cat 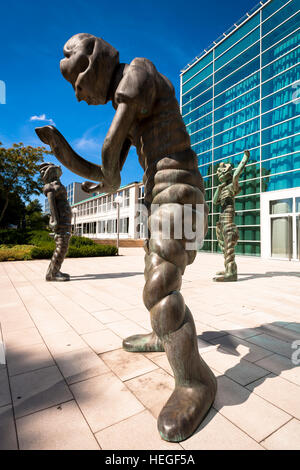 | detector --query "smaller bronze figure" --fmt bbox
[213,150,250,282]
[39,162,72,281]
